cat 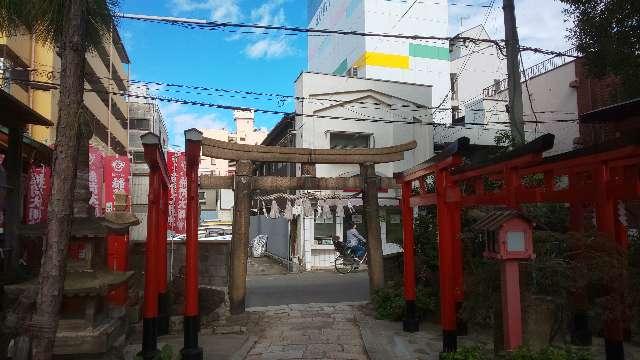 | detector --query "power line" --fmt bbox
[116,13,579,59]
[432,0,498,120]
[15,67,579,119]
[5,78,578,128]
